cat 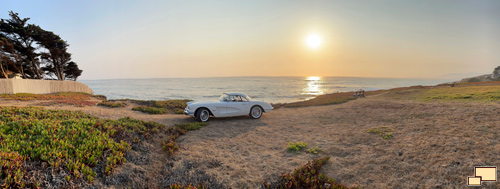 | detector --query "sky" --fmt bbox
[1,0,500,80]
